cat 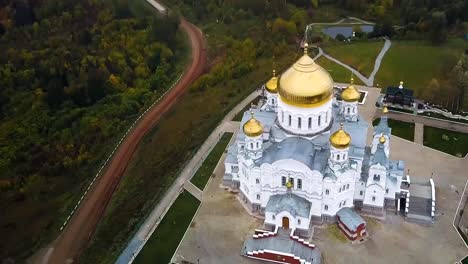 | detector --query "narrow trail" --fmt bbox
[37,17,206,264]
[315,38,392,86]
